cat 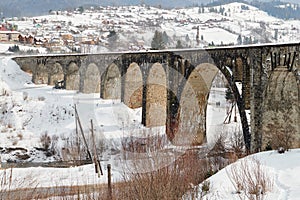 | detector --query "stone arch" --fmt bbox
[176,63,219,146]
[34,63,48,84]
[65,62,80,90]
[262,67,300,149]
[145,63,167,127]
[124,62,143,108]
[16,59,33,74]
[101,63,121,99]
[83,63,100,94]
[48,63,64,85]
